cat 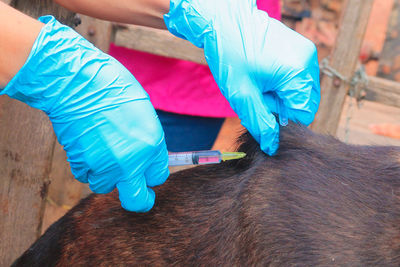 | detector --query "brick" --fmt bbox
[391,30,399,39]
[380,64,392,75]
[326,1,342,13]
[394,71,400,82]
[393,55,400,70]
